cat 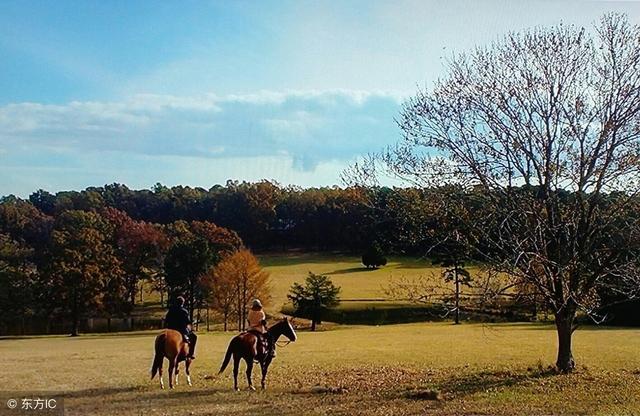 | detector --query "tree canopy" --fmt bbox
[347,13,640,372]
